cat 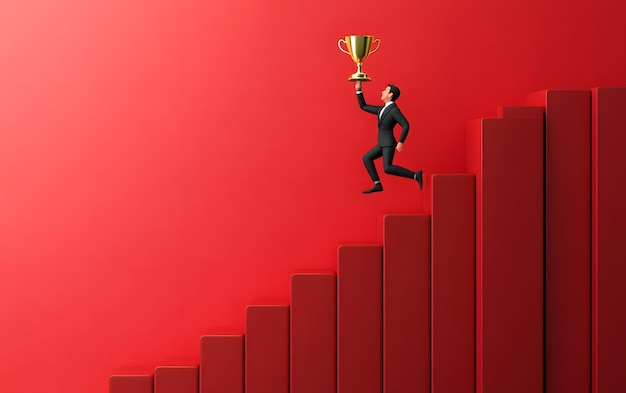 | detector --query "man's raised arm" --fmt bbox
[355,81,378,114]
